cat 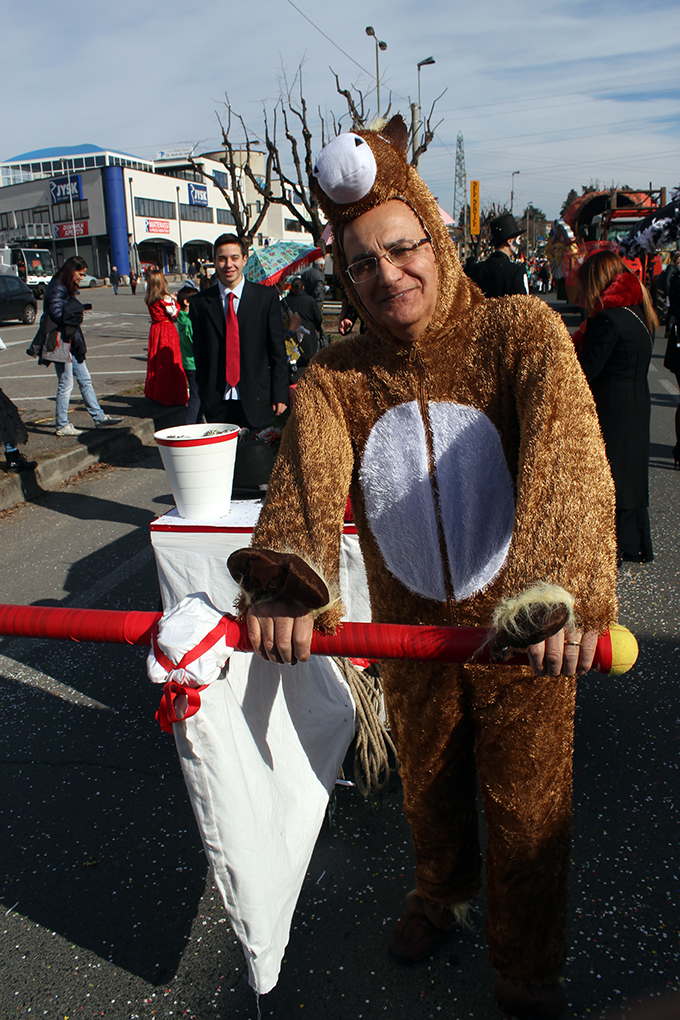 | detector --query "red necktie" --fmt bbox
[225,291,240,388]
